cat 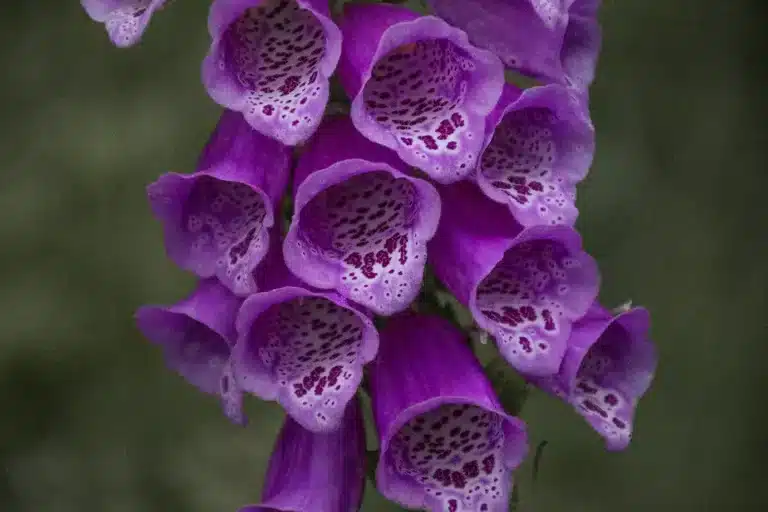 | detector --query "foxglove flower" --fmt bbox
[370,313,528,512]
[239,398,366,512]
[477,83,594,227]
[146,109,291,296]
[234,246,379,432]
[81,0,168,47]
[427,1,601,90]
[135,279,246,424]
[337,3,504,183]
[430,183,599,376]
[202,0,342,145]
[284,116,441,315]
[533,305,656,450]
